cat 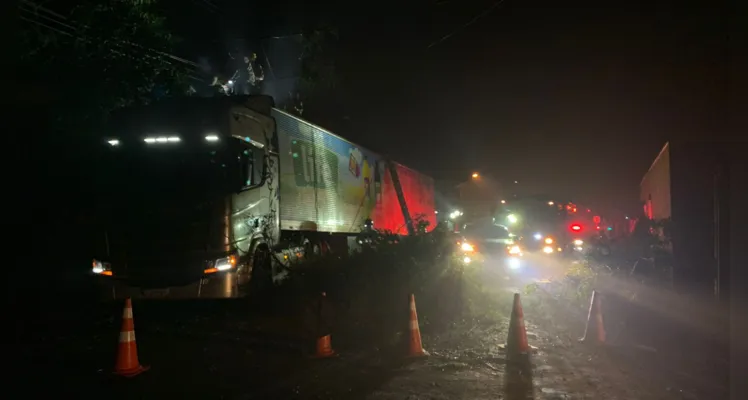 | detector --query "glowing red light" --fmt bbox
[570,224,582,232]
